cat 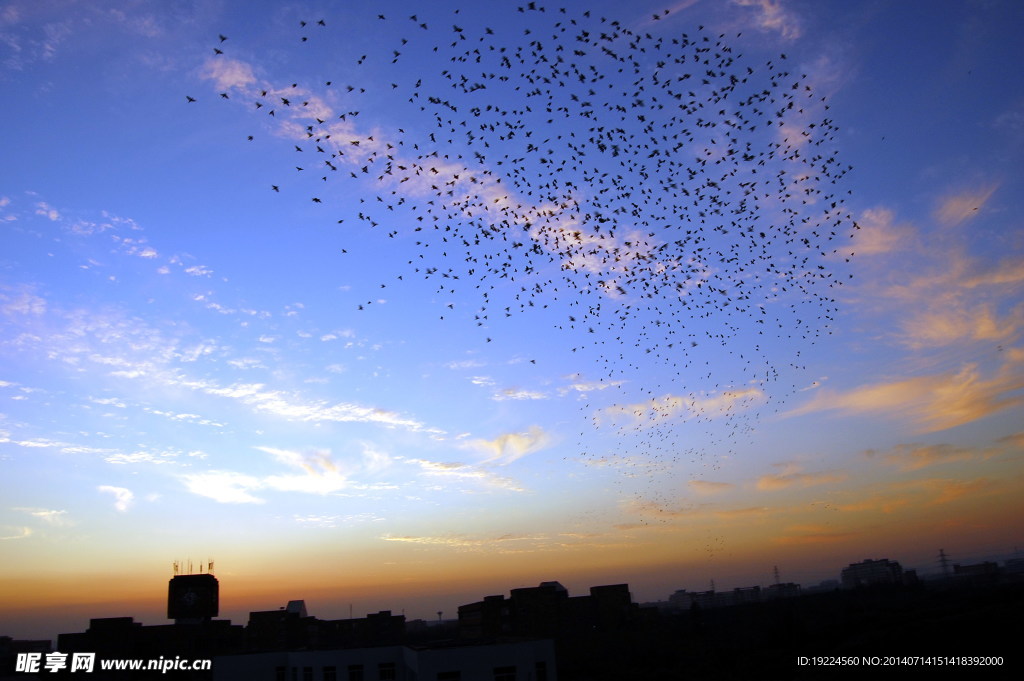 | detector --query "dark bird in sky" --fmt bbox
[205,2,857,476]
